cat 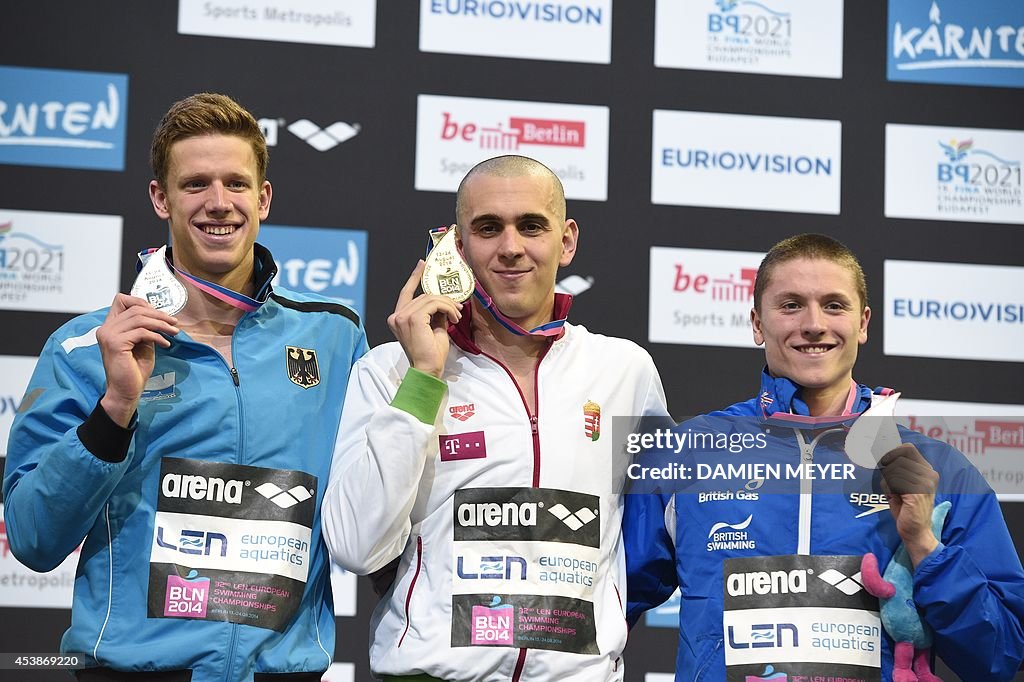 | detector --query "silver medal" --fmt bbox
[130,245,188,315]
